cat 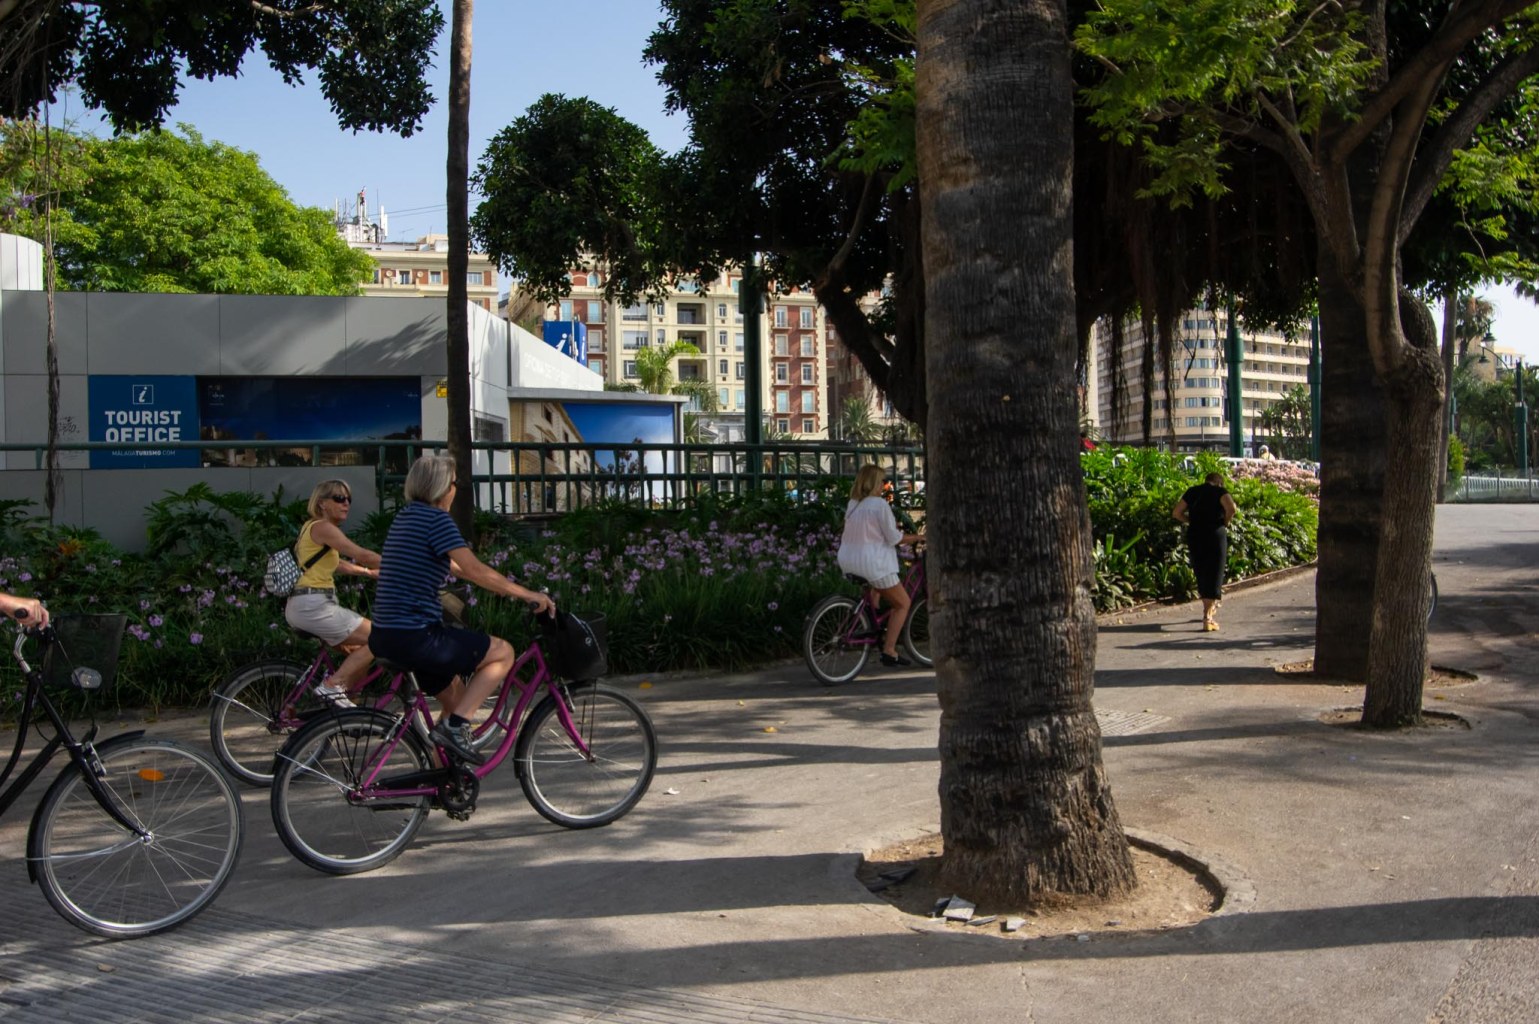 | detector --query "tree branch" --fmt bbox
[1333,0,1533,159]
[247,1,330,17]
[1399,43,1539,246]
